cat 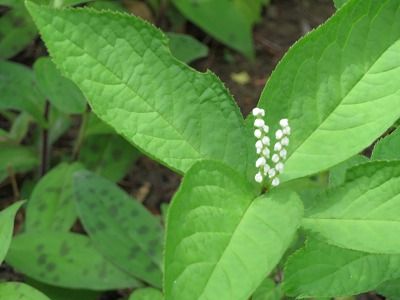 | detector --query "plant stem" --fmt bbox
[72,109,88,160]
[40,101,50,177]
[7,166,20,200]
